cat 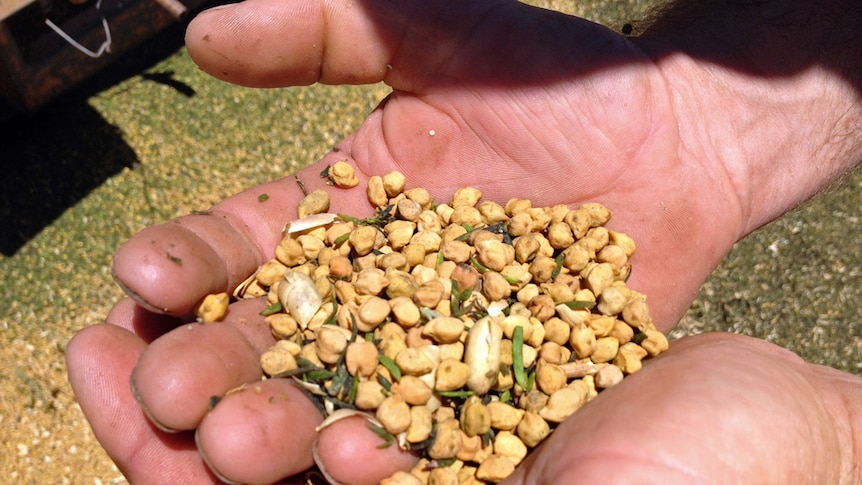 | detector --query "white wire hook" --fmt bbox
[44,0,112,58]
